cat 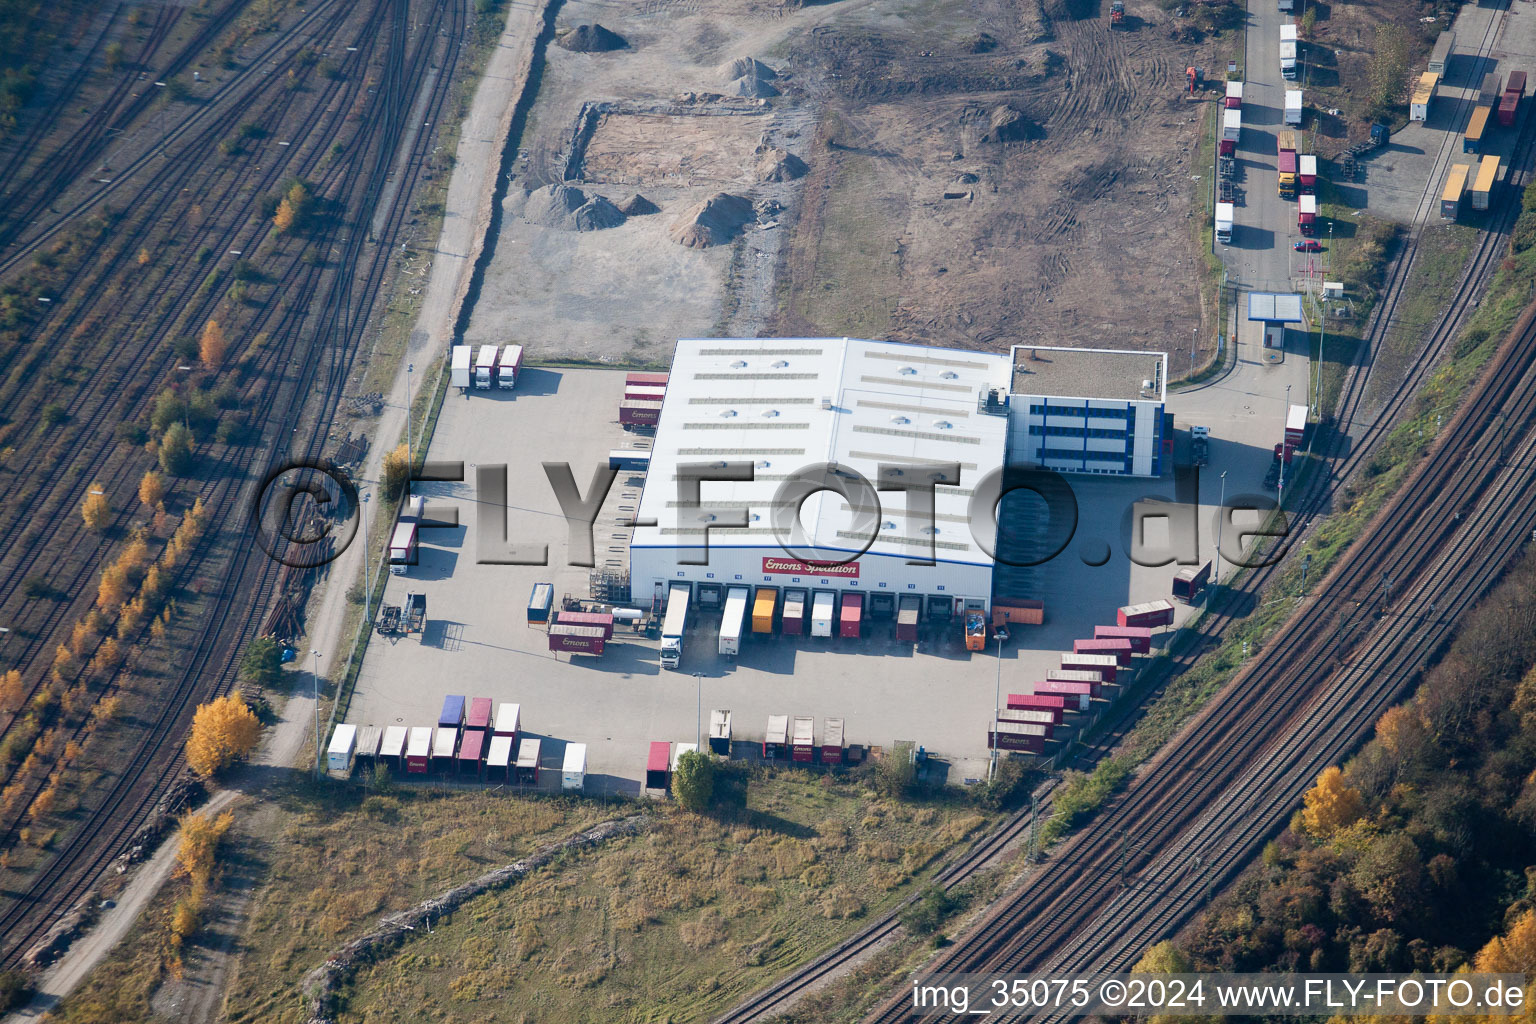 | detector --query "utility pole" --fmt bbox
[361,492,373,617]
[694,671,702,748]
[1278,383,1292,503]
[1300,552,1311,594]
[1028,790,1038,864]
[406,362,415,472]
